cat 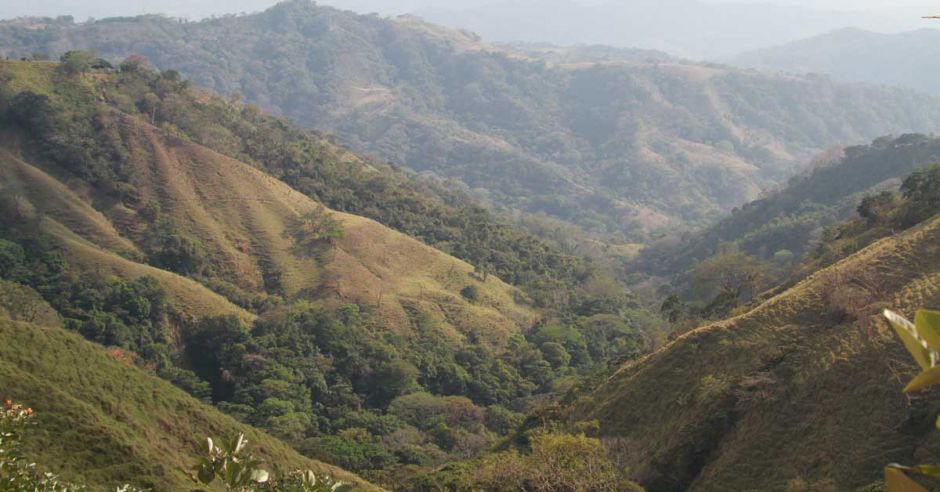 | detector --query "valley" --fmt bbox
[1,1,940,491]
